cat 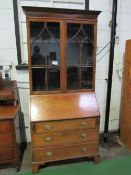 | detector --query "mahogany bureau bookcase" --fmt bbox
[23,7,101,173]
